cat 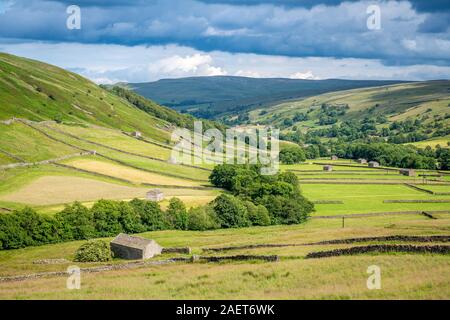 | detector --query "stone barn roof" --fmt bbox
[111,233,154,250]
[110,233,162,259]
